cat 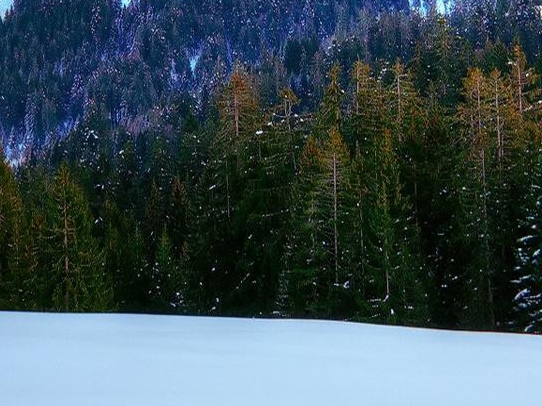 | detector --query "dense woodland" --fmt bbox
[1,0,542,333]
